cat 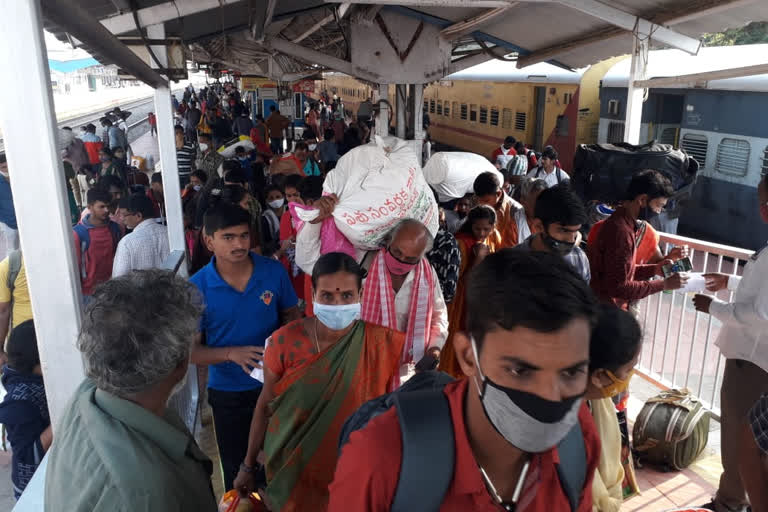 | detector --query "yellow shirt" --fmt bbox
[0,255,33,329]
